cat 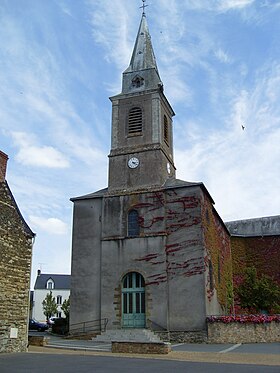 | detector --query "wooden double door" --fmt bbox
[122,272,145,328]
